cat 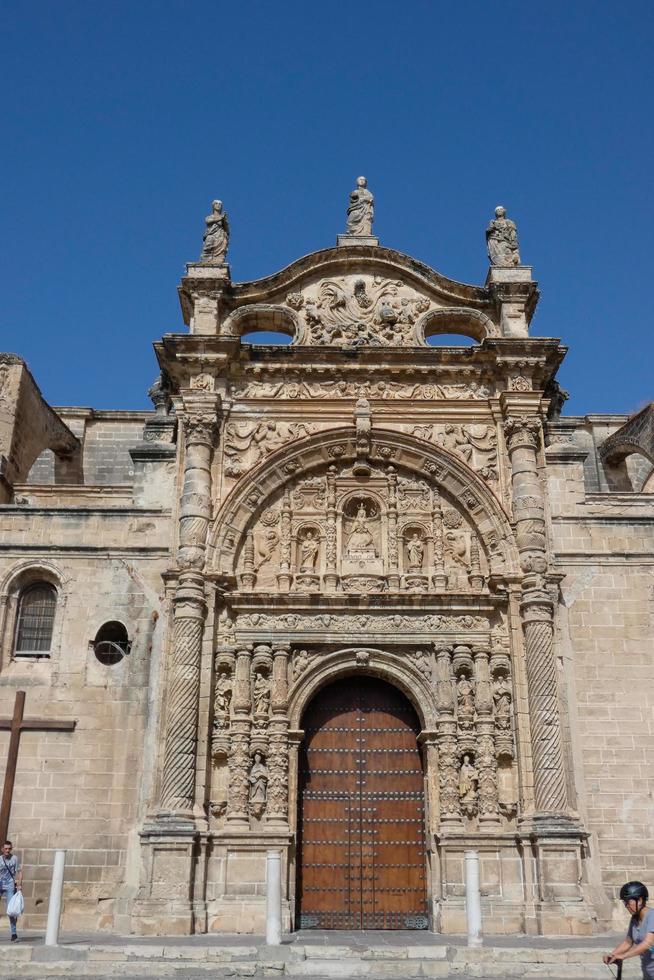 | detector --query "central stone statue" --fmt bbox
[346,177,374,236]
[200,199,230,264]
